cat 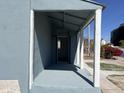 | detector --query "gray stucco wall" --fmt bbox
[0,0,30,93]
[0,1,81,92]
[70,33,77,65]
[33,12,52,79]
[51,36,57,64]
